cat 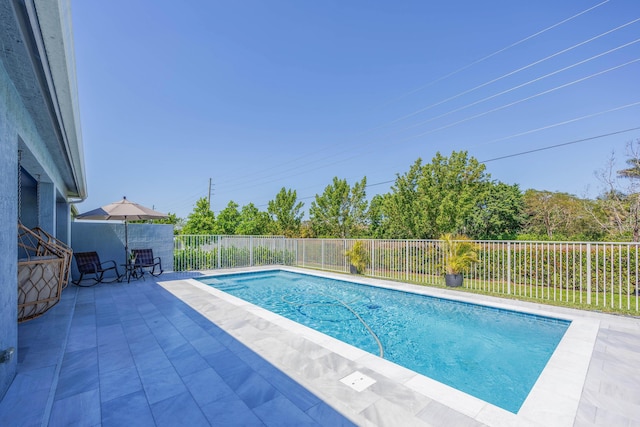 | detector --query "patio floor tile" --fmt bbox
[98,347,135,374]
[252,394,321,426]
[0,384,50,426]
[167,344,210,376]
[0,274,356,426]
[182,367,233,407]
[150,390,209,427]
[101,390,156,427]
[7,273,353,426]
[49,388,101,427]
[12,269,635,426]
[306,401,359,426]
[234,371,280,409]
[200,397,265,426]
[99,365,143,403]
[139,364,187,405]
